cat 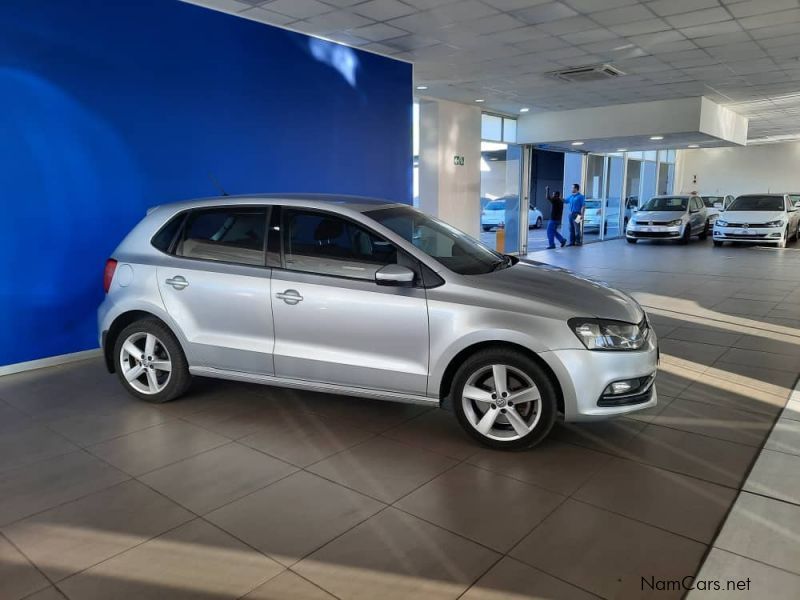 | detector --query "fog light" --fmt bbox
[610,381,633,394]
[602,376,650,397]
